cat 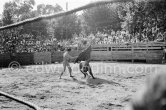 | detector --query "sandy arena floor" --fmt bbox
[0,62,165,110]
